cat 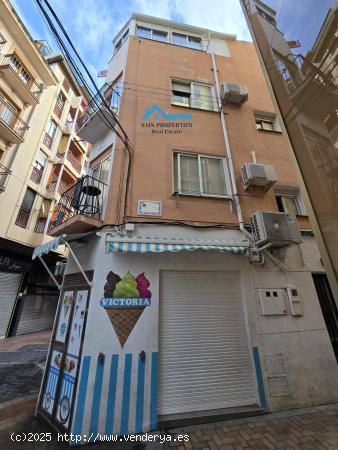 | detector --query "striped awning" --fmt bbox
[106,237,249,256]
[32,235,66,260]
